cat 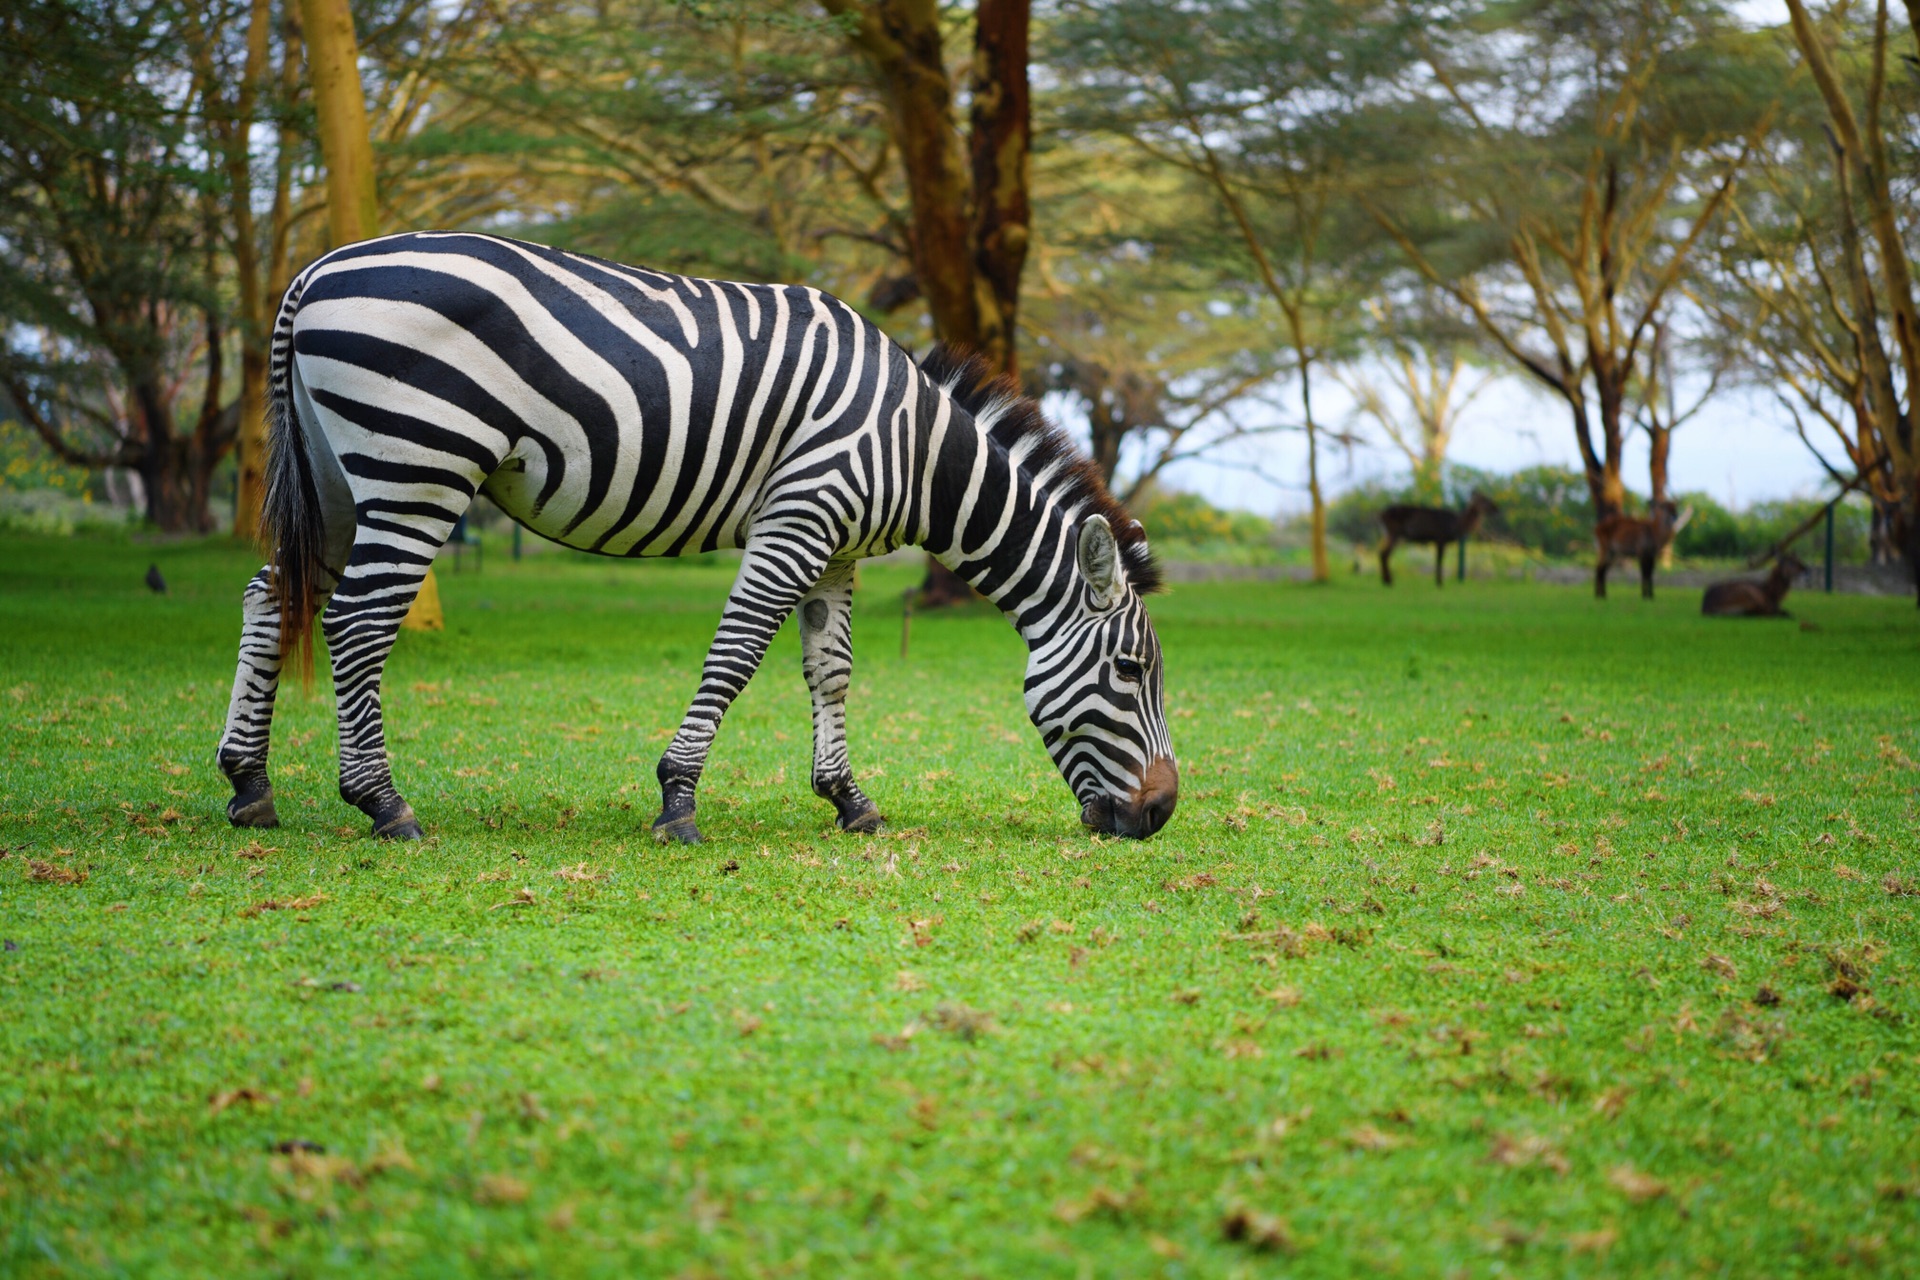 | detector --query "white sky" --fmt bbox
[1145,374,1835,516]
